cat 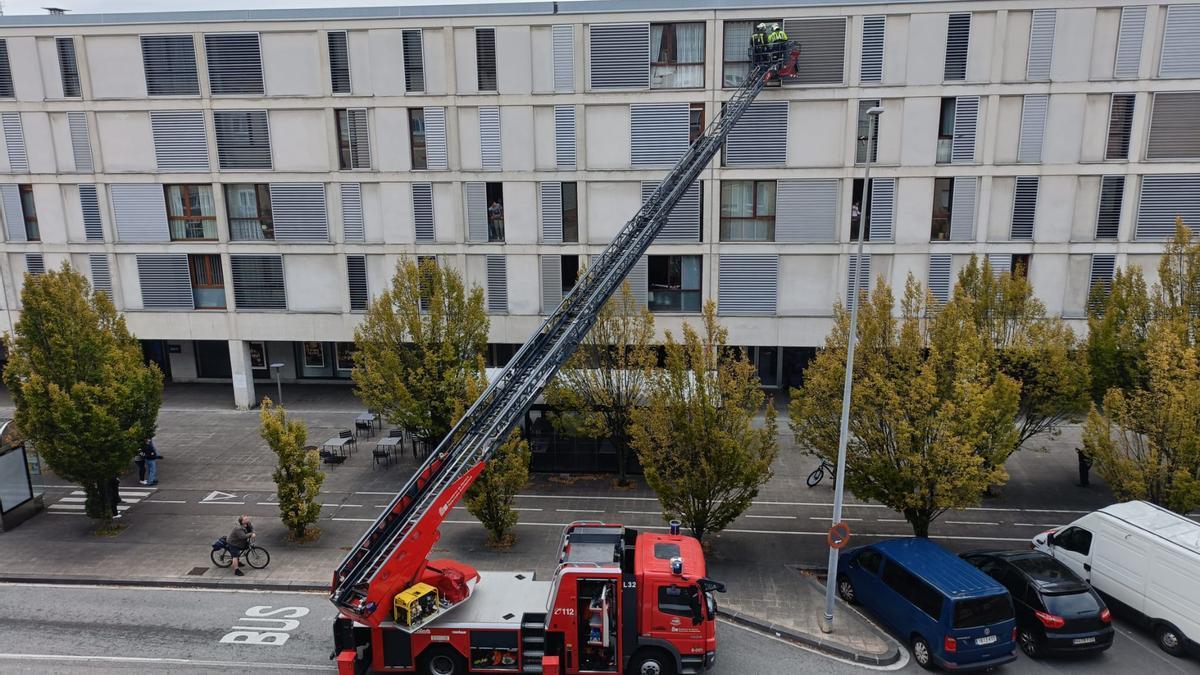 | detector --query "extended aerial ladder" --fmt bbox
[330,43,801,630]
